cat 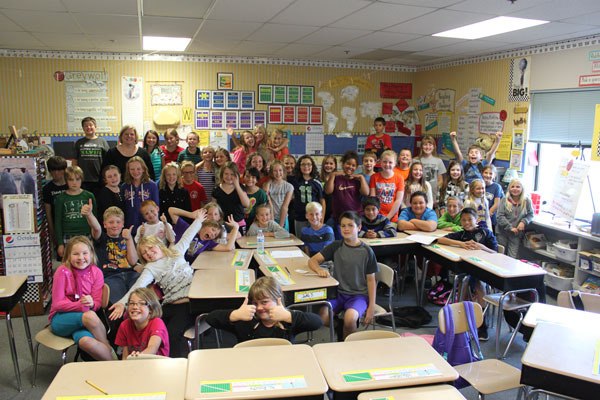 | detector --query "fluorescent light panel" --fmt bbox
[433,16,549,40]
[143,36,191,51]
